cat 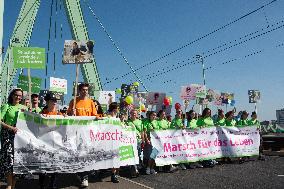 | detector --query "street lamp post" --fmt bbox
[196,55,206,112]
[196,55,206,86]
